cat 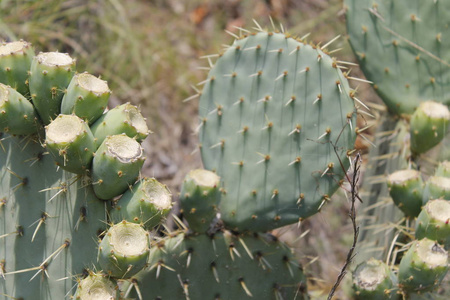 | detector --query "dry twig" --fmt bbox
[327,153,361,299]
